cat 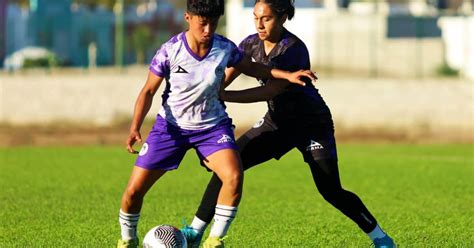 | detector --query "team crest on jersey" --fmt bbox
[306,140,324,151]
[174,65,188,73]
[253,118,264,128]
[217,134,234,144]
[139,143,149,156]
